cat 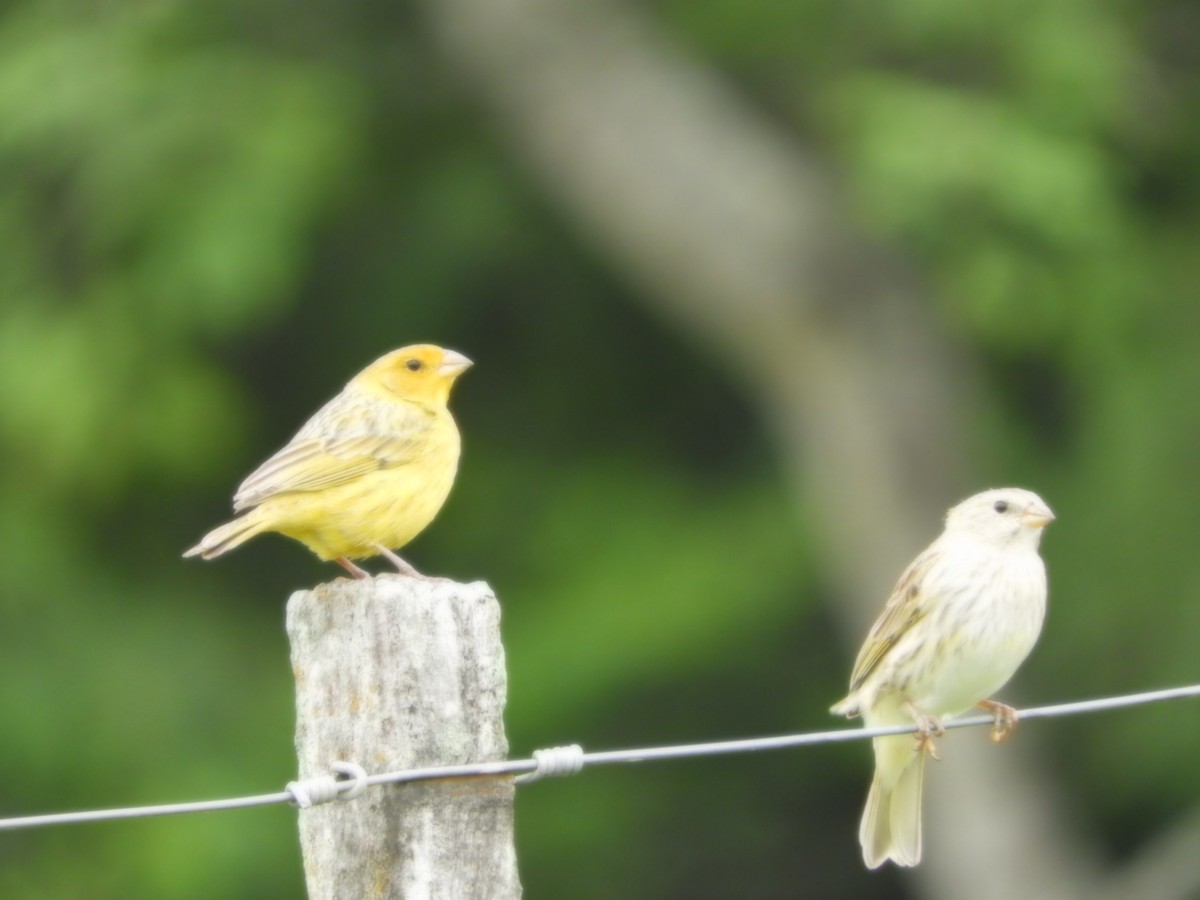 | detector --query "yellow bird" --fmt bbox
[184,344,472,579]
